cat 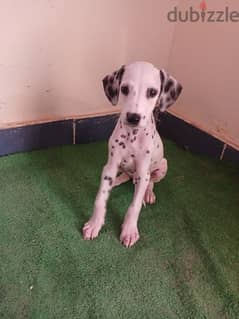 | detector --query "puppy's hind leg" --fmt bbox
[113,172,130,187]
[143,158,168,205]
[151,158,168,183]
[144,181,156,205]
